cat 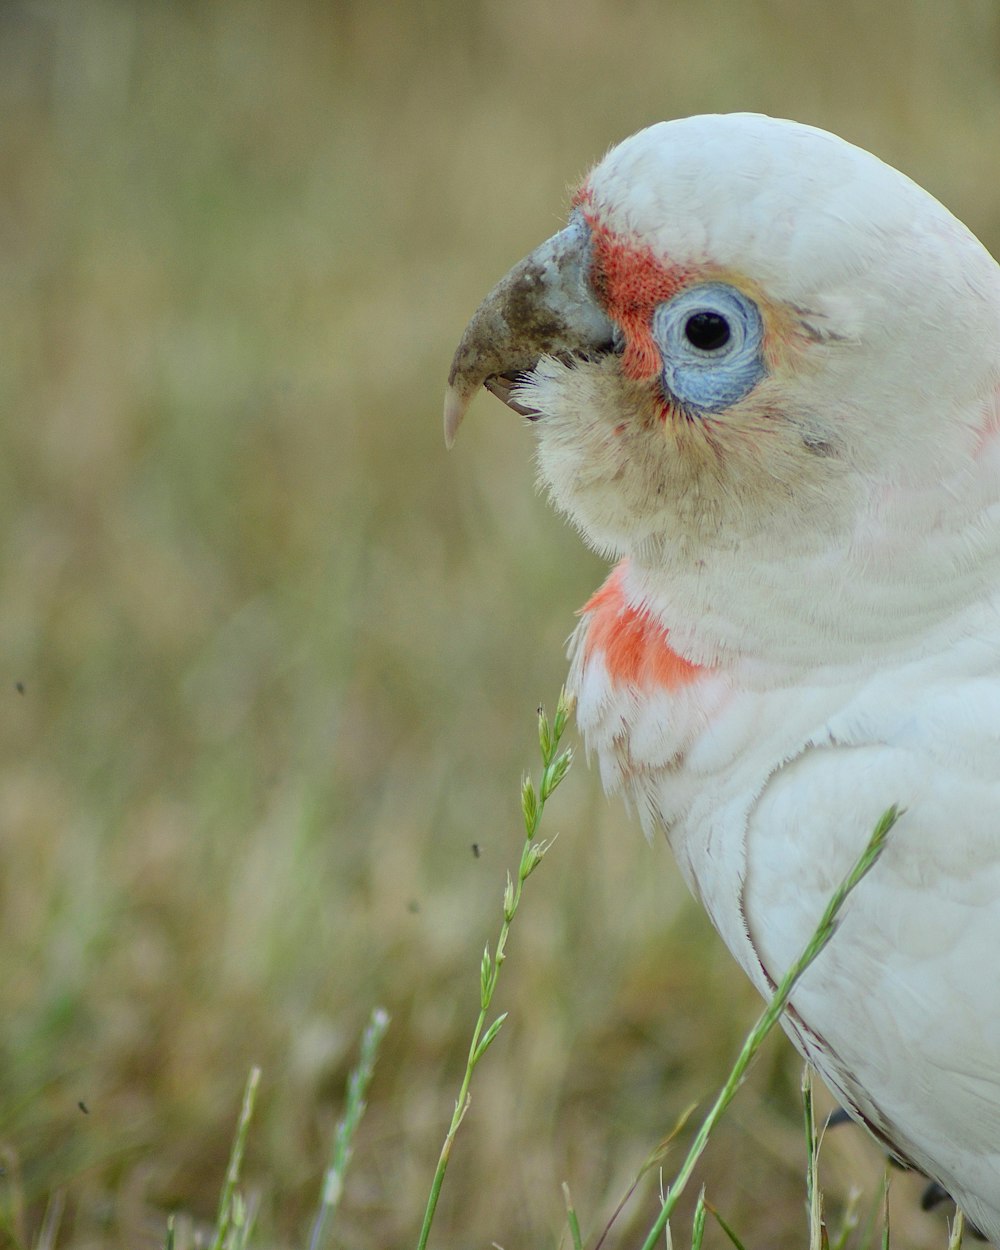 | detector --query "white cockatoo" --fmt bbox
[444,113,1000,1239]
